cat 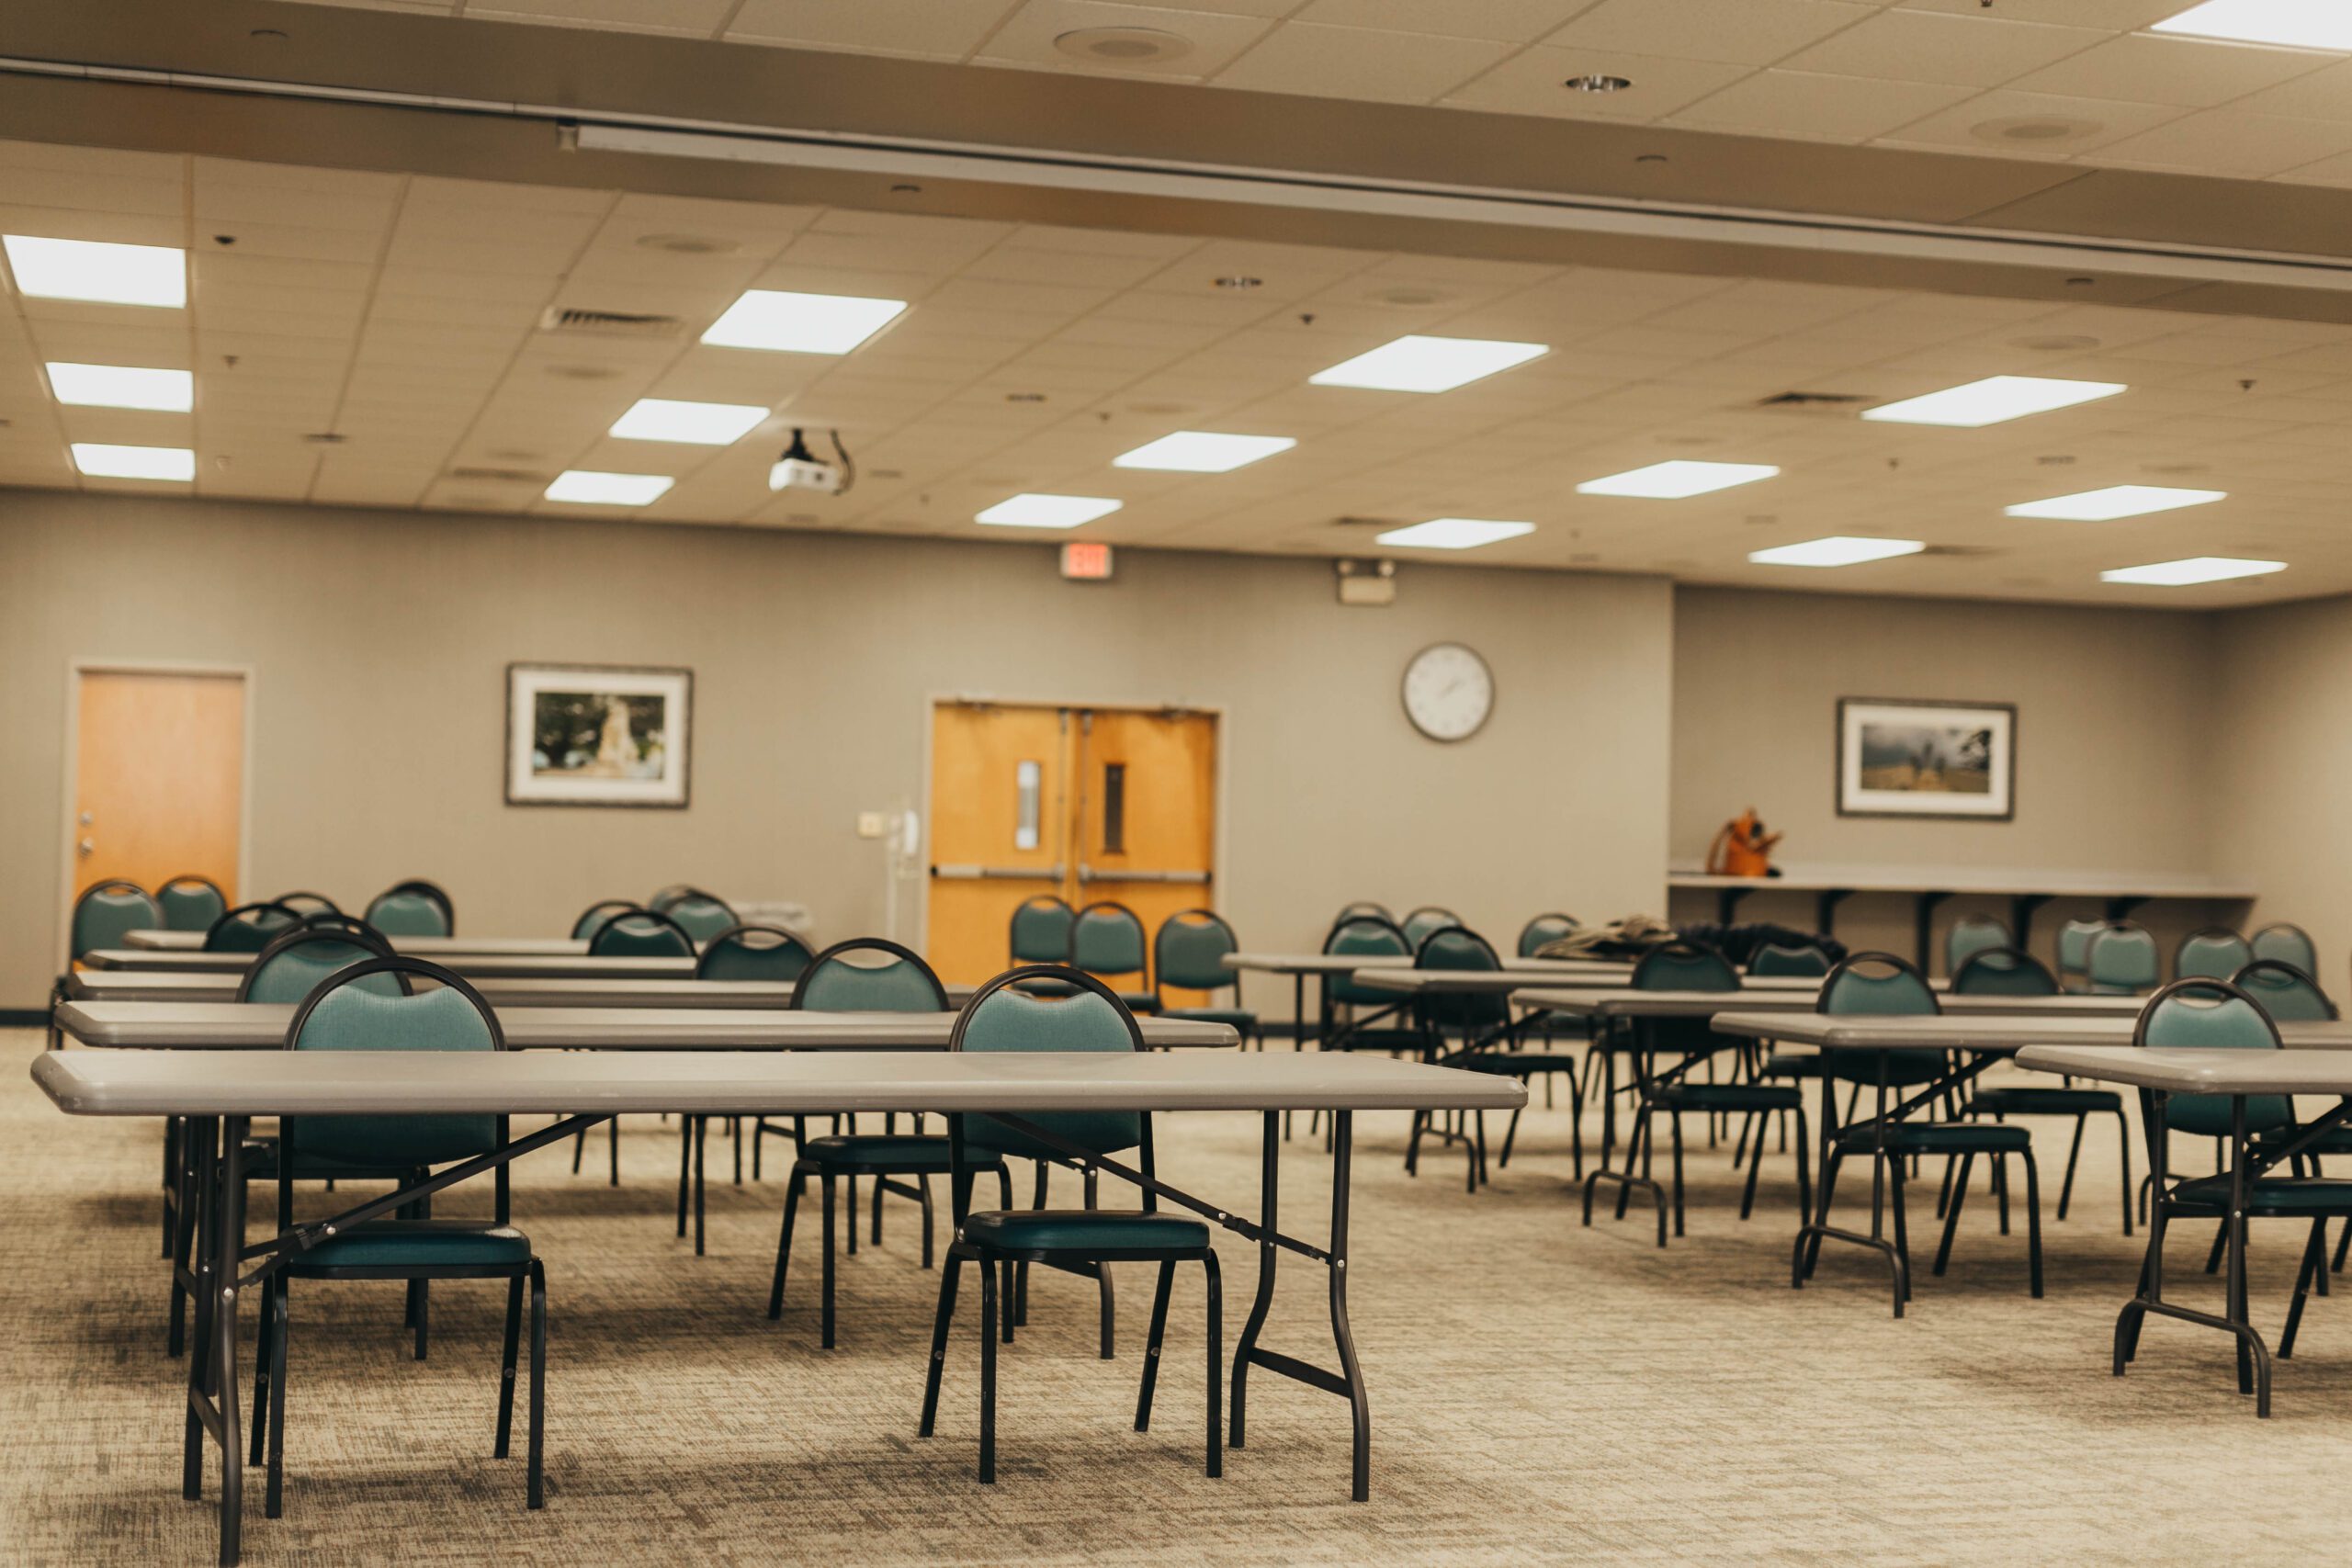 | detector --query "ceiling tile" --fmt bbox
[1214,23,1512,102]
[976,1,1277,80]
[2095,111,2352,177]
[1873,88,2192,156]
[1778,11,2109,87]
[1544,0,1875,66]
[1670,70,1977,141]
[1290,0,1600,43]
[727,0,1012,57]
[2005,32,2336,108]
[1442,45,1754,119]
